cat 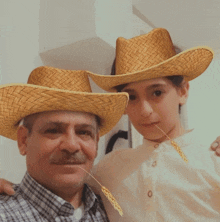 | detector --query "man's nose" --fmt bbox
[140,100,153,117]
[59,130,81,152]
